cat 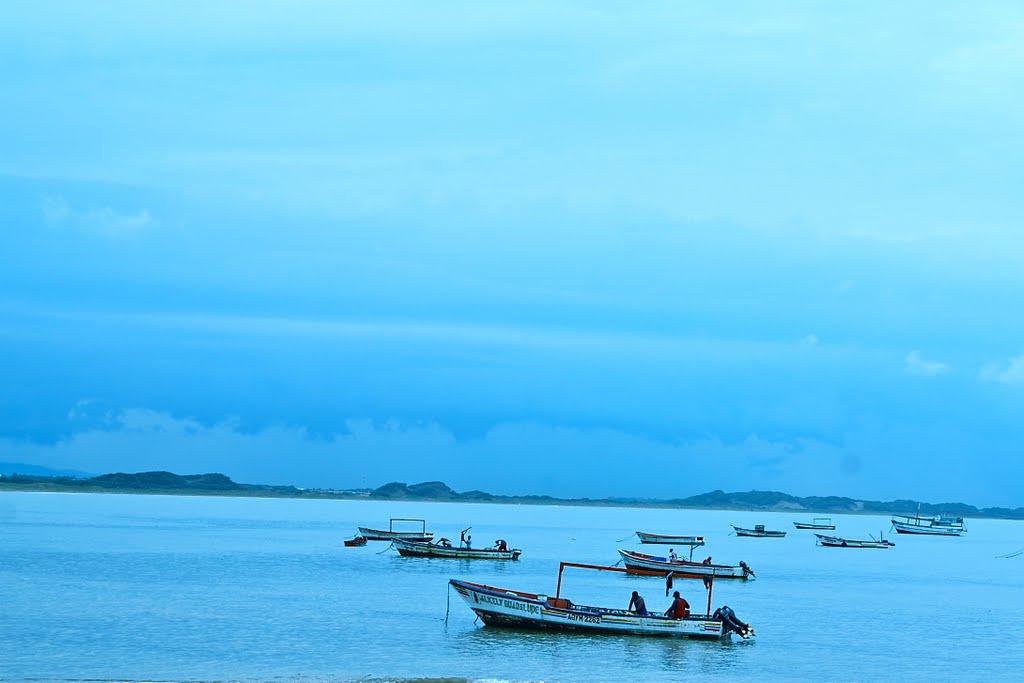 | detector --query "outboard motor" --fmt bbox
[739,560,756,578]
[714,605,755,639]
